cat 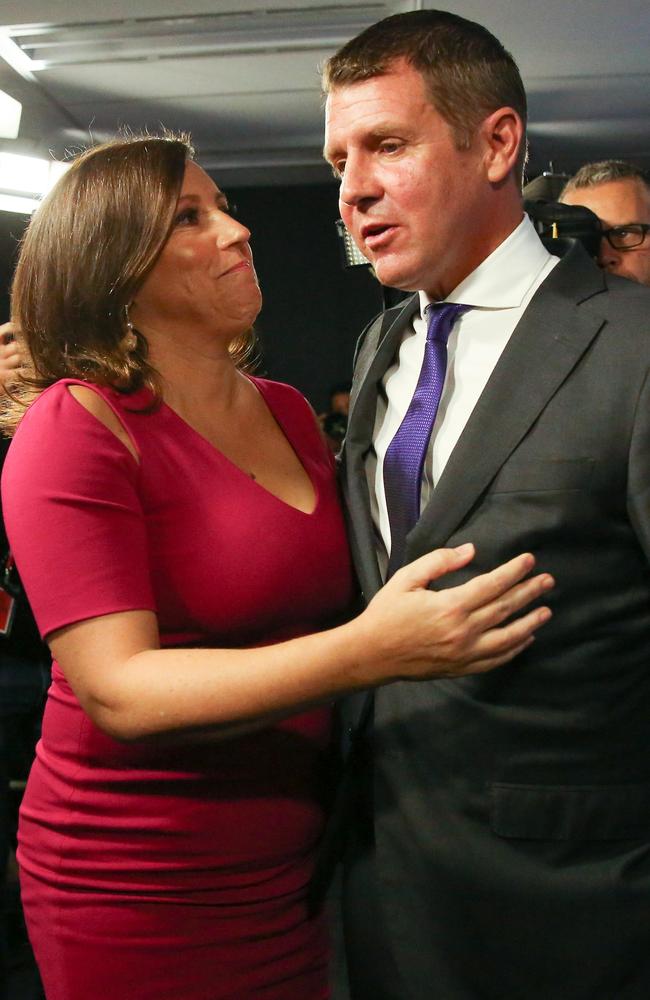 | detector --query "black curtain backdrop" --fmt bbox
[0,211,25,326]
[227,181,381,412]
[0,183,382,414]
